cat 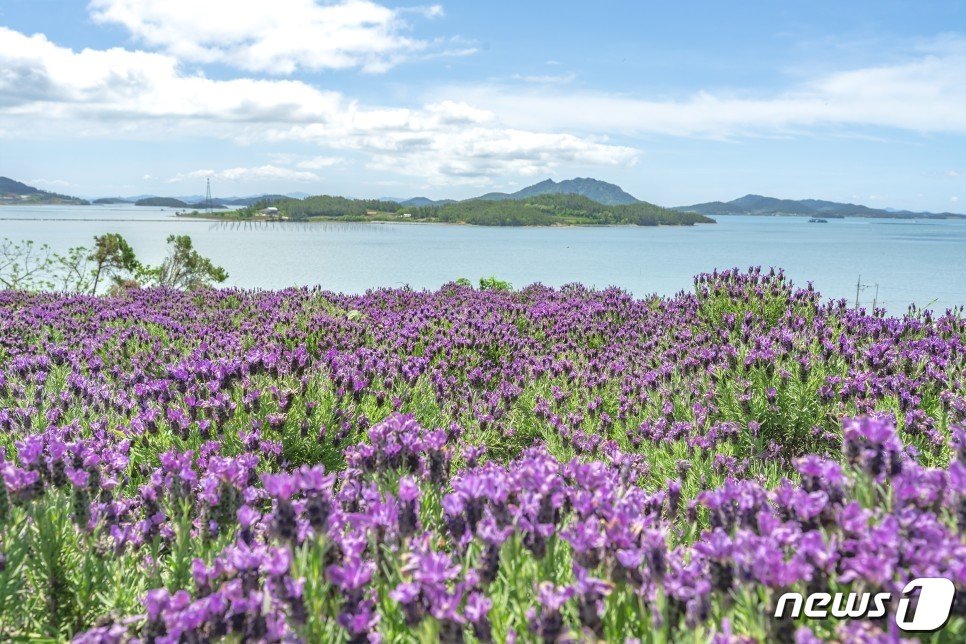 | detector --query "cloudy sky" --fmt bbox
[0,0,963,209]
